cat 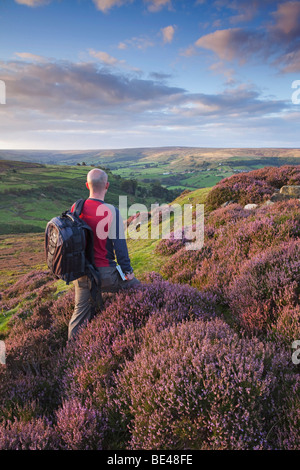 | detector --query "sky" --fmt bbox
[0,0,300,150]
